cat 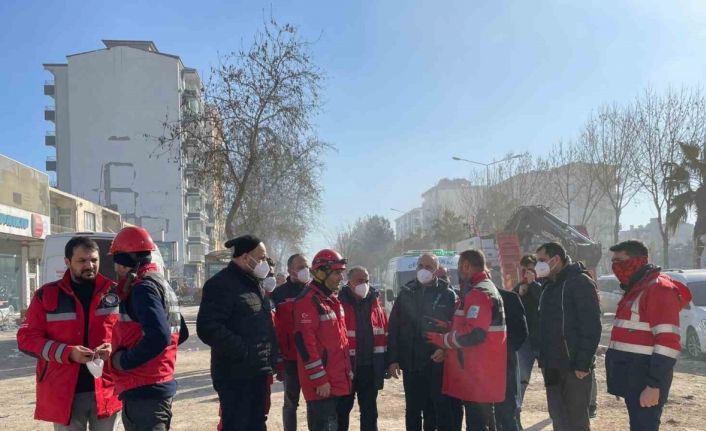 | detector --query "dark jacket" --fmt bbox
[513,280,542,352]
[499,289,528,353]
[538,262,602,372]
[387,278,456,372]
[196,262,277,391]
